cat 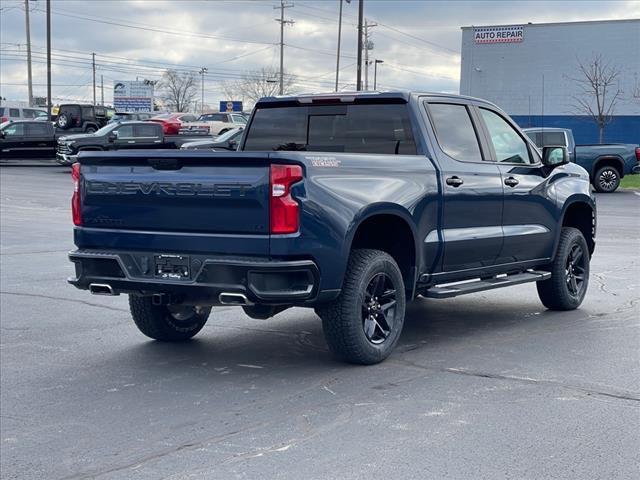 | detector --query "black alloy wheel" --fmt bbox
[362,272,398,345]
[565,243,587,299]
